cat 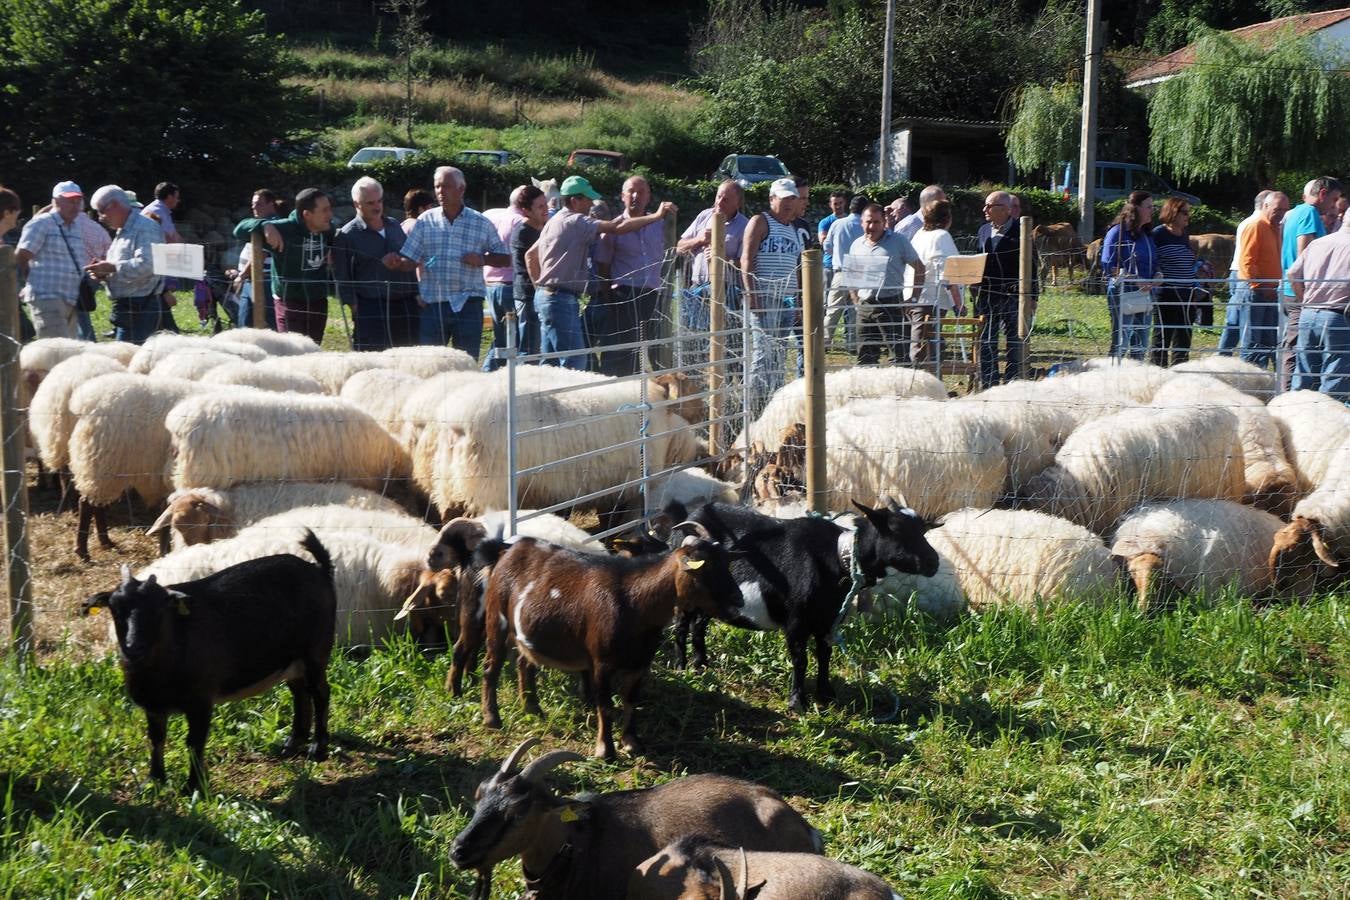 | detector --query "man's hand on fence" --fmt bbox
[658,202,678,218]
